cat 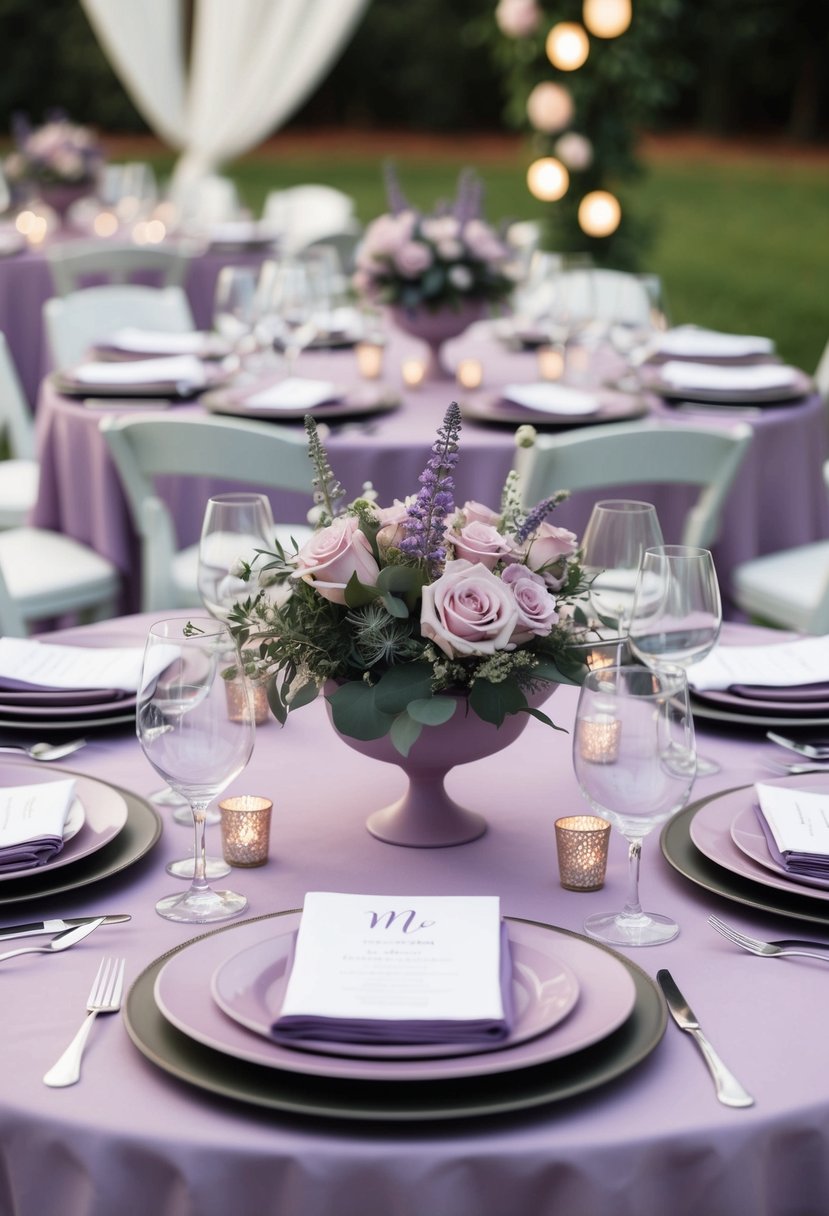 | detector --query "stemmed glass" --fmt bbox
[628,544,722,774]
[198,492,275,623]
[581,500,664,641]
[137,618,254,923]
[213,265,260,355]
[266,259,320,376]
[607,275,669,391]
[573,664,697,946]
